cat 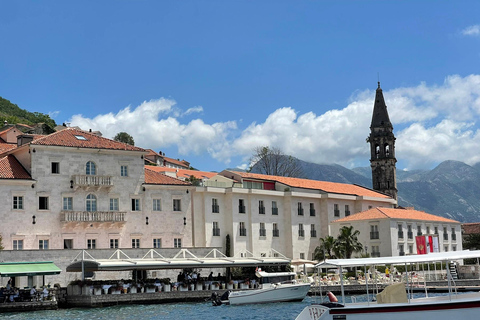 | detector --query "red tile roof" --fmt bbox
[146,166,217,180]
[333,207,459,224]
[229,171,391,198]
[0,155,32,179]
[163,156,189,168]
[144,167,191,185]
[31,128,146,152]
[0,142,17,154]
